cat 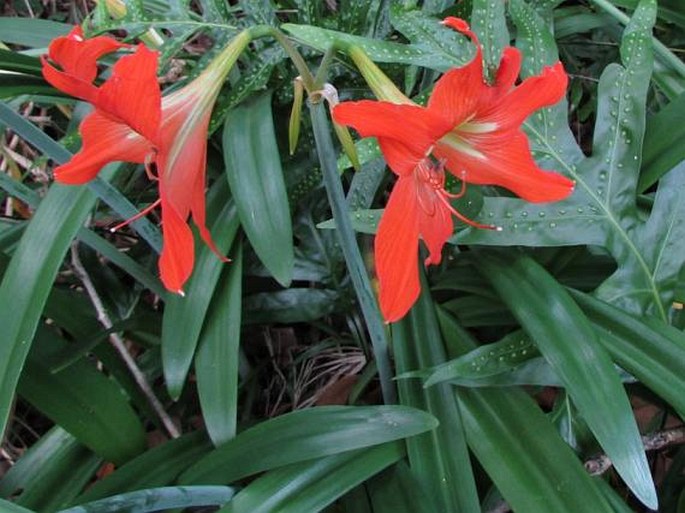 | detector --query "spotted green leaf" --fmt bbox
[456,0,676,320]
